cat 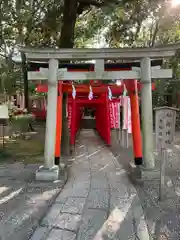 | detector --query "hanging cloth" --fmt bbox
[88,85,93,100]
[122,96,129,130]
[127,97,132,133]
[123,82,127,97]
[108,86,112,100]
[122,82,128,130]
[72,84,76,99]
[122,96,132,133]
